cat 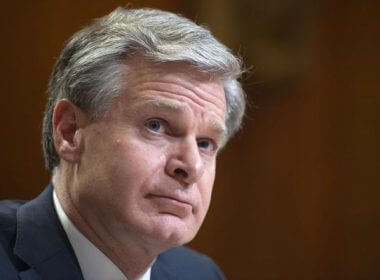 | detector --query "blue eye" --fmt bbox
[197,139,213,150]
[145,119,163,132]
